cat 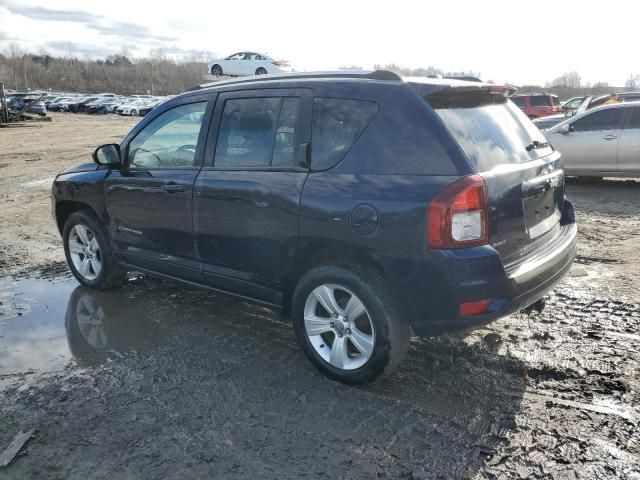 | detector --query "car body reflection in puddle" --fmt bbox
[0,272,270,373]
